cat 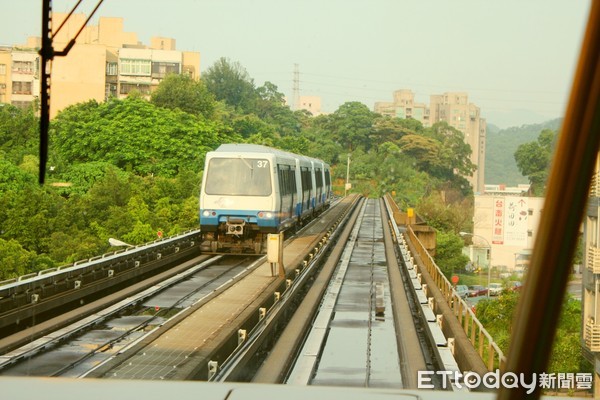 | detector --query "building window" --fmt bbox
[105,83,117,100]
[12,81,32,95]
[12,60,34,74]
[11,100,32,109]
[182,65,196,78]
[151,62,180,78]
[106,62,118,76]
[0,64,6,75]
[120,83,151,95]
[119,59,151,76]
